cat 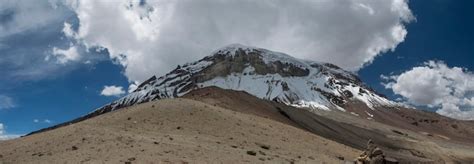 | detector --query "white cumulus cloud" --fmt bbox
[62,0,414,82]
[384,61,474,120]
[100,85,126,97]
